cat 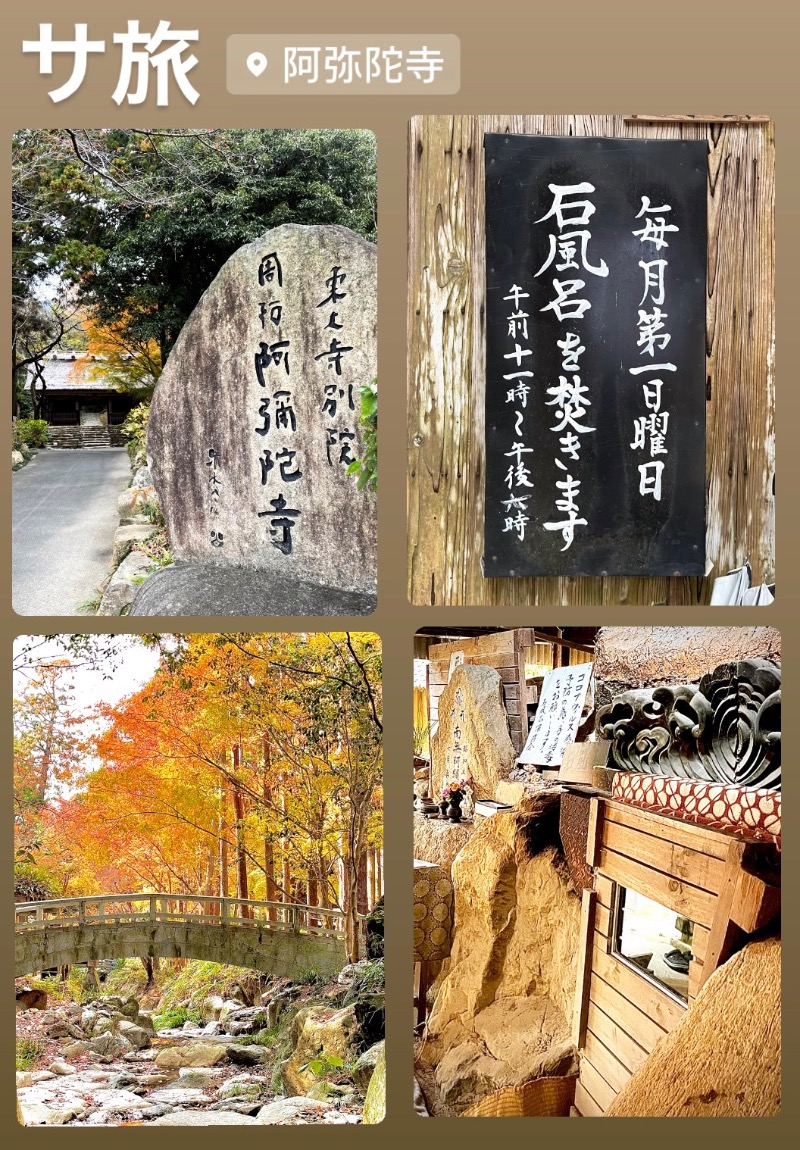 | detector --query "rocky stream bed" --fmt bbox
[17,964,385,1126]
